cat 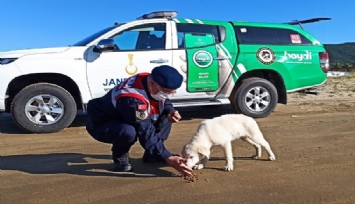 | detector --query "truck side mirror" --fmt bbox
[95,39,118,52]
